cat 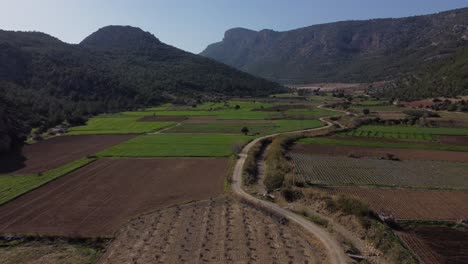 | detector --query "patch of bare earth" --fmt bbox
[0,135,135,174]
[396,227,468,264]
[0,158,227,237]
[99,197,328,264]
[183,116,273,124]
[324,187,468,221]
[291,143,468,162]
